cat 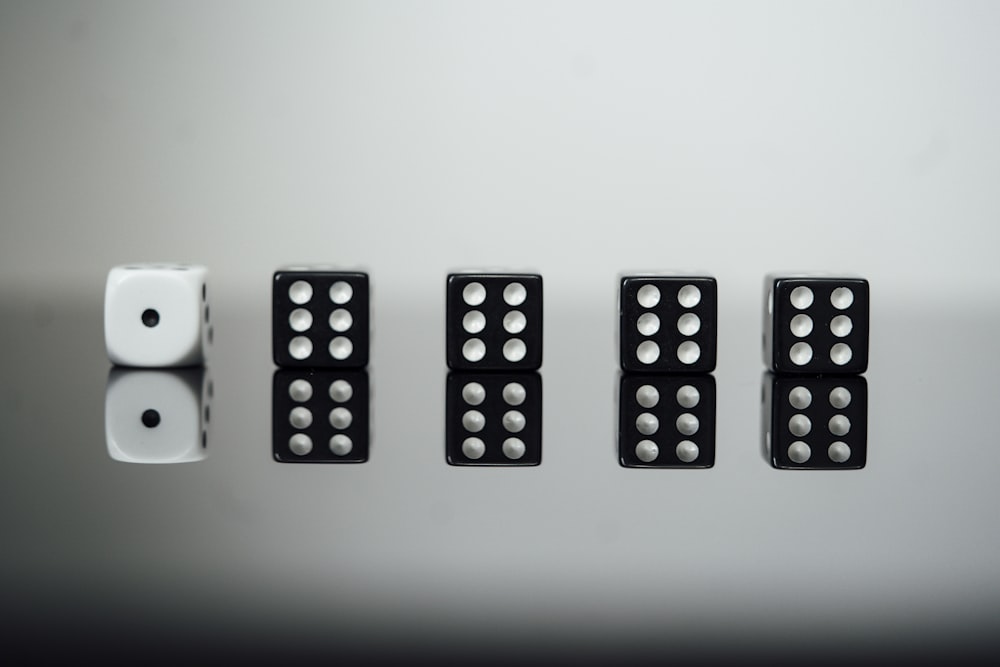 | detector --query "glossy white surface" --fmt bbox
[288,406,312,429]
[329,308,353,333]
[461,382,486,406]
[634,440,659,463]
[501,382,526,406]
[329,380,353,403]
[328,336,353,360]
[675,385,700,409]
[675,440,700,463]
[329,433,353,456]
[288,308,312,332]
[635,385,659,409]
[635,340,659,364]
[288,379,313,402]
[675,340,700,364]
[328,407,353,430]
[289,433,313,456]
[461,410,485,433]
[501,437,526,460]
[634,413,658,436]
